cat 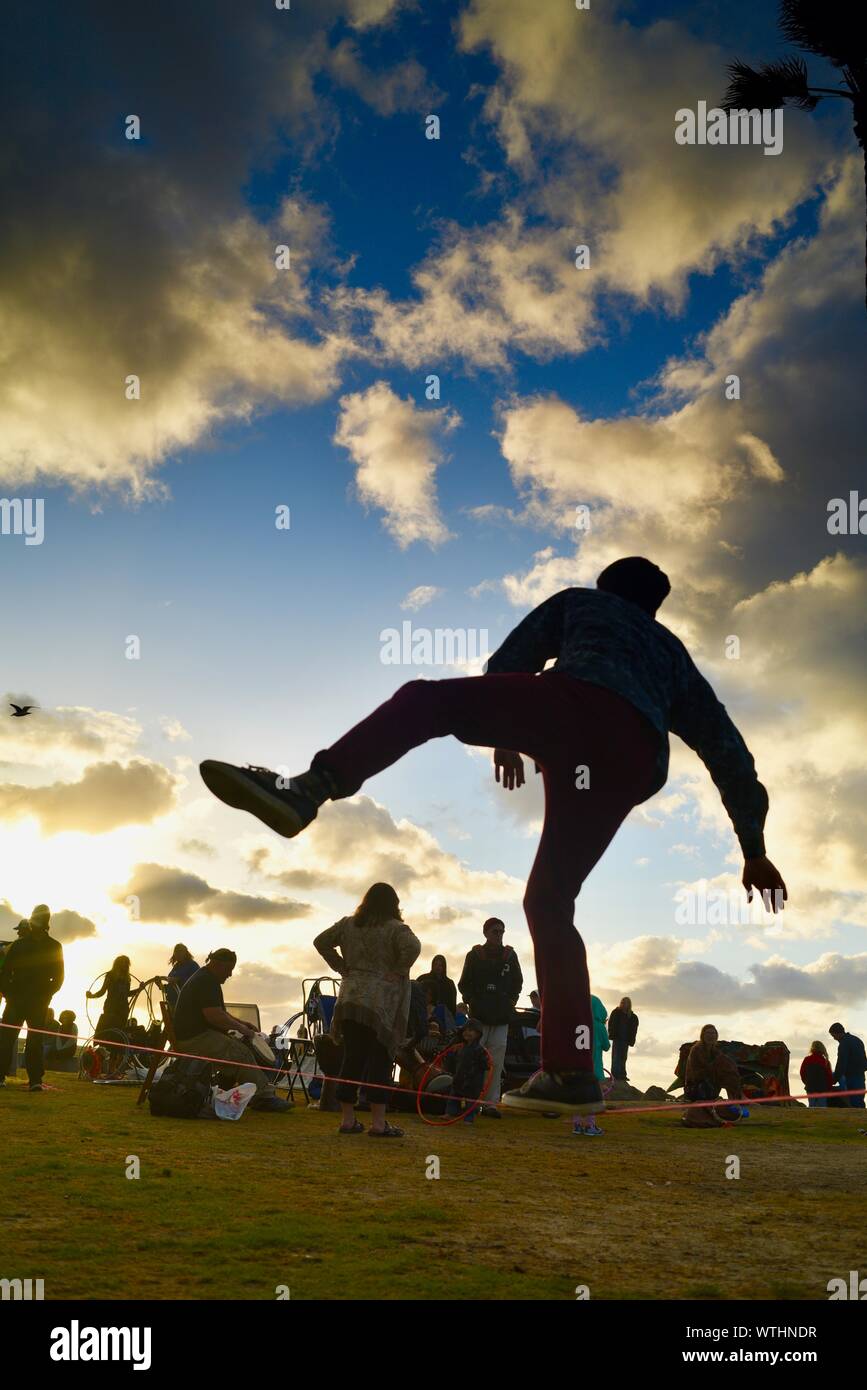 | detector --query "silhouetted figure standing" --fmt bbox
[0,905,64,1091]
[829,1022,867,1108]
[86,955,135,1035]
[201,556,786,1117]
[608,996,639,1080]
[458,918,522,1114]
